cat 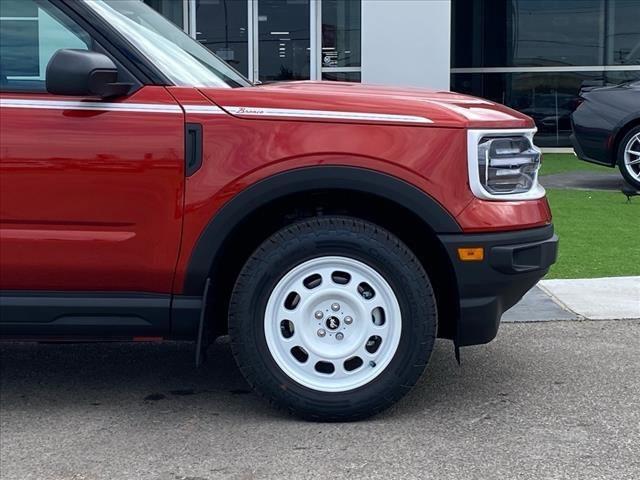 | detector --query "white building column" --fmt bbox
[361,0,451,90]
